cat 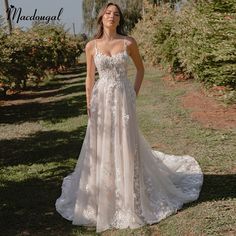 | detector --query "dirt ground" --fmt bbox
[163,74,236,130]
